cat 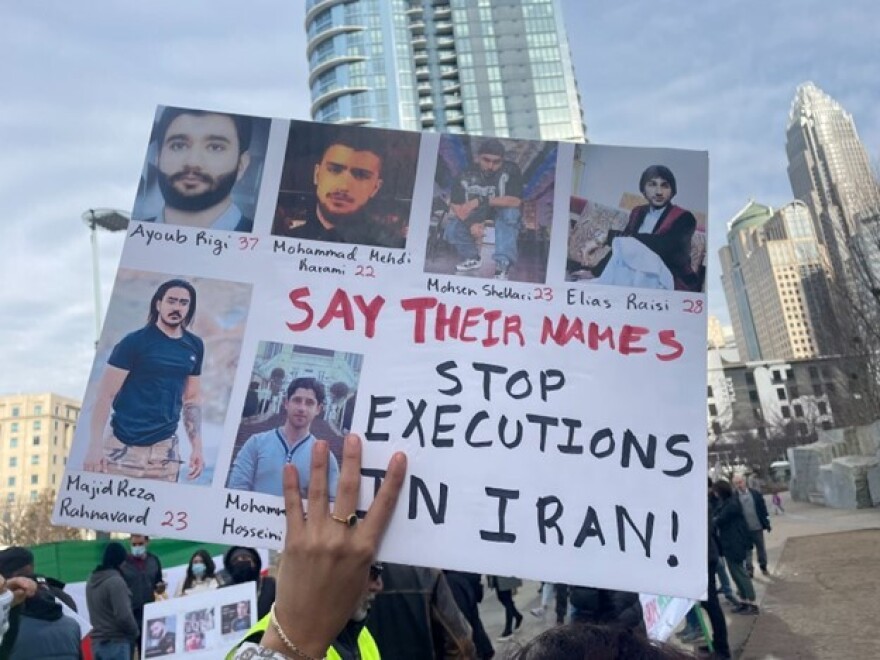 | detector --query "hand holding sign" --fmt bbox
[261,435,407,660]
